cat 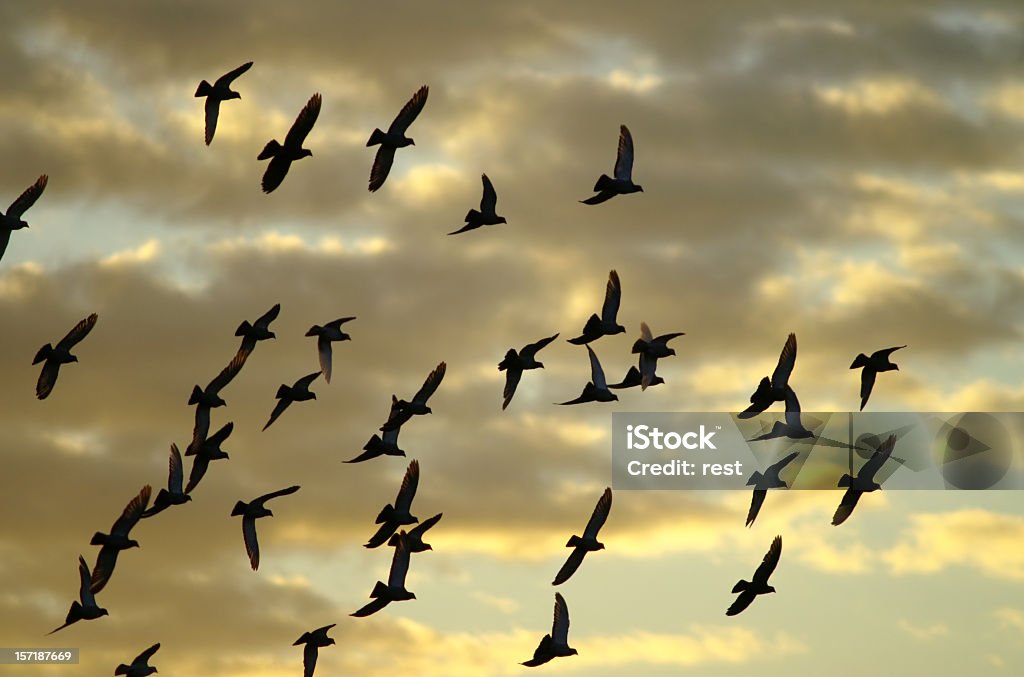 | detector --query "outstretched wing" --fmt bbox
[387,537,411,588]
[409,512,443,538]
[284,93,322,148]
[214,61,253,88]
[613,125,634,181]
[767,450,800,478]
[135,642,161,665]
[770,333,797,390]
[831,488,861,526]
[7,174,48,217]
[752,535,782,585]
[317,336,333,384]
[295,371,321,390]
[204,97,221,145]
[255,303,281,329]
[253,484,301,509]
[480,173,497,213]
[35,360,61,400]
[78,555,97,608]
[600,270,622,324]
[726,590,757,616]
[586,345,607,390]
[745,489,766,527]
[859,367,877,411]
[552,548,586,586]
[783,386,804,430]
[861,434,896,480]
[412,361,446,404]
[387,85,429,135]
[582,487,612,539]
[302,642,318,677]
[395,460,420,512]
[502,367,522,410]
[110,485,152,537]
[56,313,99,351]
[207,346,251,395]
[168,443,184,494]
[242,516,261,570]
[520,333,559,361]
[368,145,396,192]
[552,593,570,644]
